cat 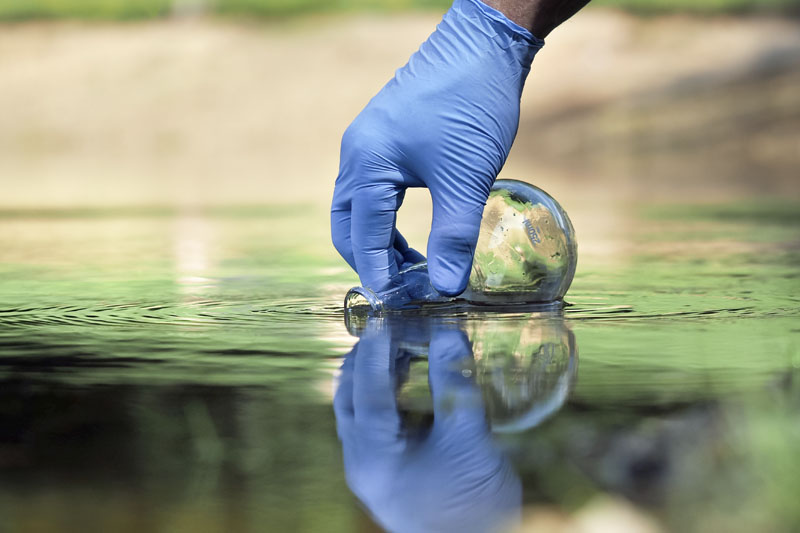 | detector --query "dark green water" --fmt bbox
[0,202,798,532]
